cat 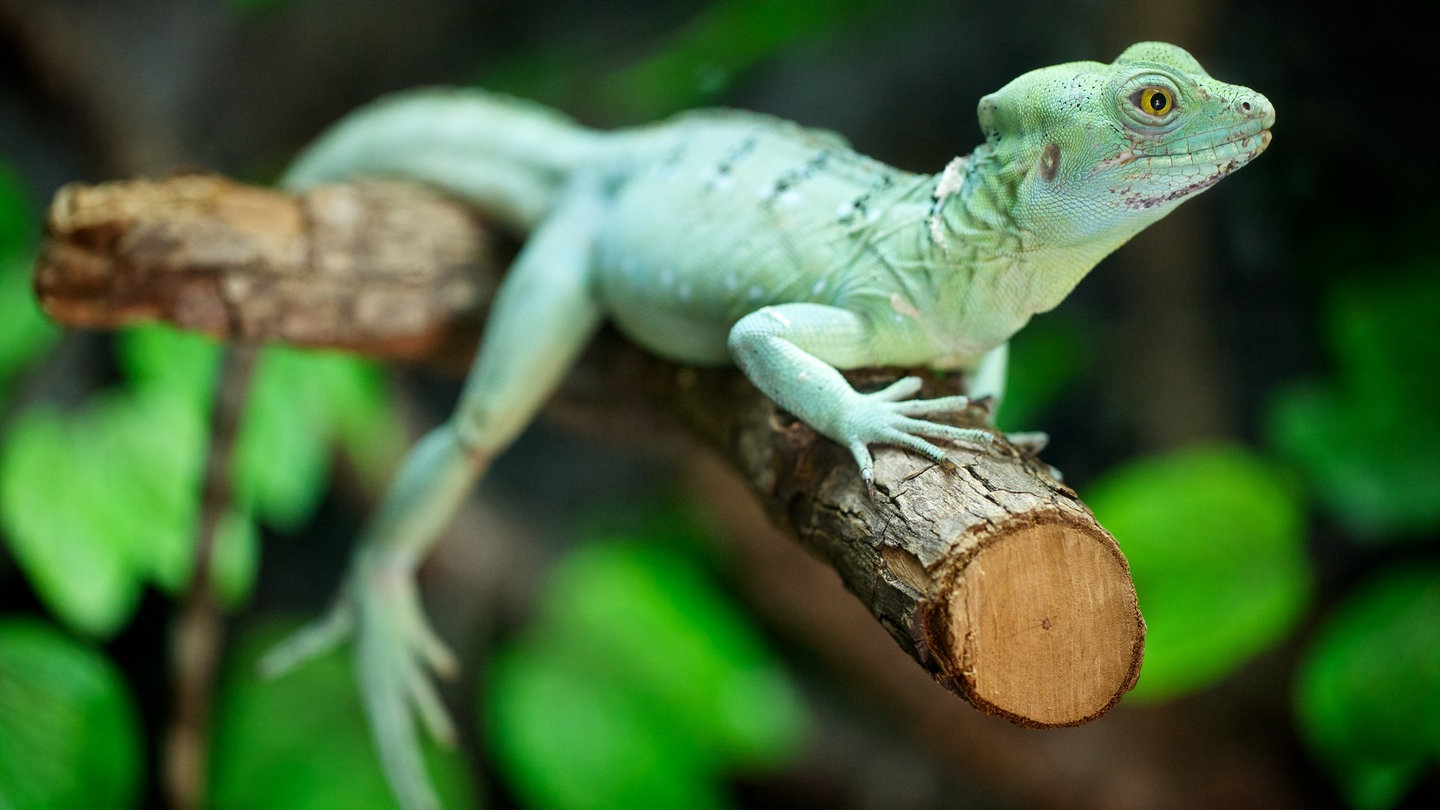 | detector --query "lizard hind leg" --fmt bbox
[263,181,610,810]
